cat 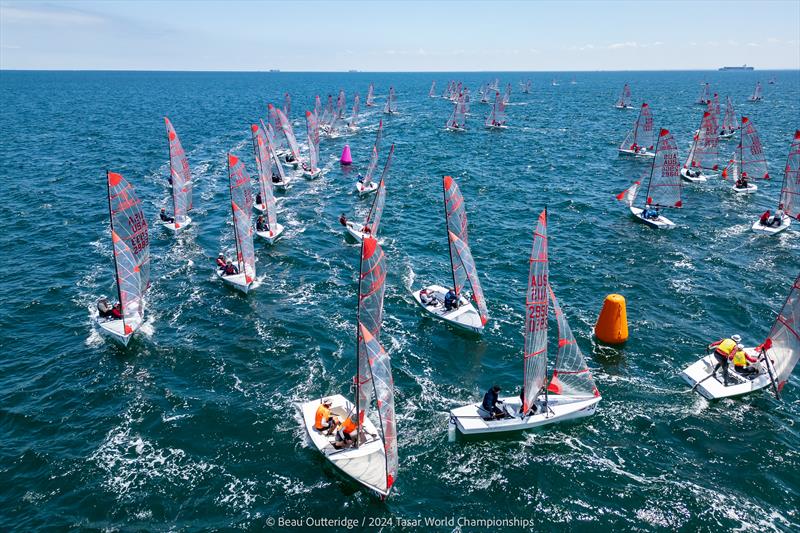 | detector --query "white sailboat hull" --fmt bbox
[355,181,378,197]
[161,216,192,234]
[732,183,758,194]
[96,316,139,346]
[485,124,508,130]
[680,168,708,183]
[303,168,327,180]
[300,394,391,497]
[680,352,772,400]
[630,206,676,229]
[216,269,252,294]
[618,148,655,158]
[256,223,285,244]
[752,216,791,235]
[344,221,372,243]
[719,131,737,140]
[411,284,484,334]
[450,395,600,436]
[614,104,634,110]
[274,178,291,191]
